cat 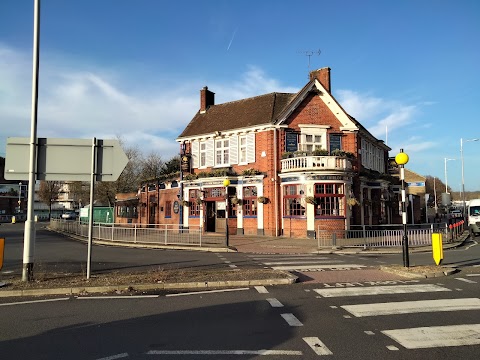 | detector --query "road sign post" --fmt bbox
[4,137,129,281]
[432,233,444,266]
